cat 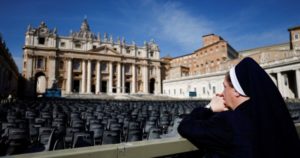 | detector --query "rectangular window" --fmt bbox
[37,58,44,69]
[101,63,107,72]
[174,89,176,95]
[93,45,97,49]
[75,43,81,48]
[203,87,205,94]
[295,34,299,40]
[137,67,141,75]
[150,51,154,57]
[60,42,65,47]
[92,62,96,72]
[113,65,117,73]
[213,86,216,94]
[38,37,45,45]
[150,67,153,75]
[125,65,130,73]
